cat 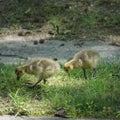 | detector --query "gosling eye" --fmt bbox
[18,70,23,74]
